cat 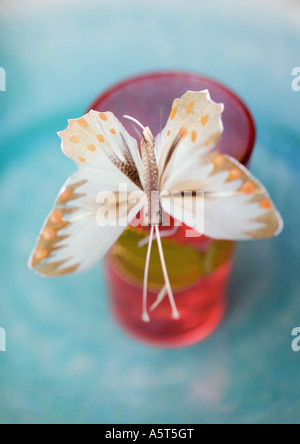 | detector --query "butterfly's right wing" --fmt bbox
[29,111,146,276]
[59,110,144,188]
[29,166,146,277]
